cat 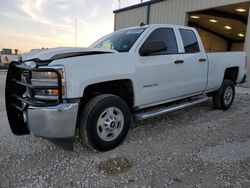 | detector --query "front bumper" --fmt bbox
[26,103,79,138]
